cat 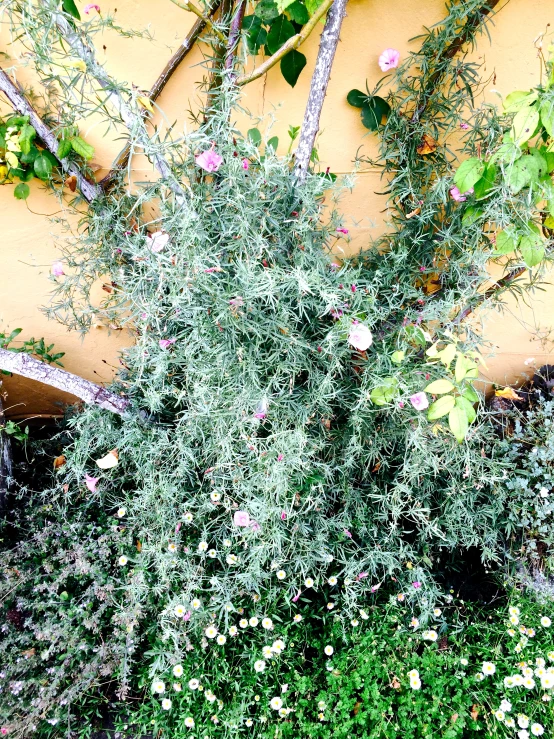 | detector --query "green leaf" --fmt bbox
[247,128,262,146]
[360,96,390,131]
[448,405,468,443]
[490,140,521,165]
[519,227,545,268]
[427,395,456,420]
[266,136,279,152]
[453,158,485,193]
[19,123,36,155]
[243,16,267,54]
[70,136,95,160]
[33,154,53,180]
[19,144,39,165]
[461,206,483,226]
[57,138,73,159]
[455,396,476,424]
[545,215,554,229]
[305,0,324,14]
[391,350,405,364]
[266,16,296,55]
[494,230,518,256]
[276,0,295,12]
[462,386,479,404]
[62,0,81,19]
[280,50,306,88]
[254,0,280,21]
[287,1,309,24]
[454,353,467,383]
[13,182,30,200]
[346,89,367,108]
[529,147,548,176]
[545,152,554,173]
[473,162,497,199]
[506,155,539,194]
[540,95,554,136]
[511,105,540,146]
[425,379,455,394]
[370,378,399,406]
[503,90,538,113]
